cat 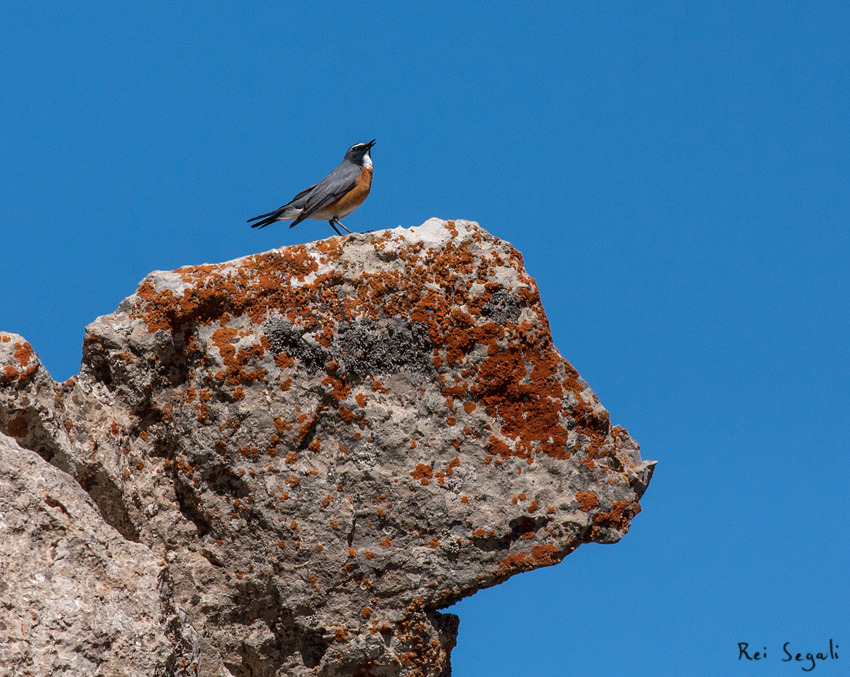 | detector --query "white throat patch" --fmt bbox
[362,152,373,169]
